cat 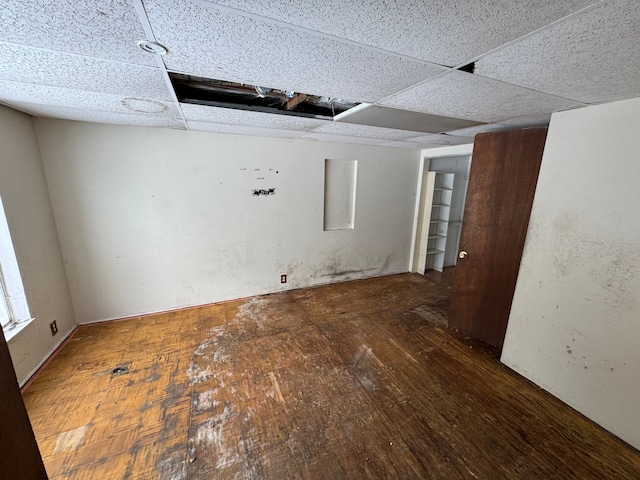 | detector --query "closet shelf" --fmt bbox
[415,171,455,274]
